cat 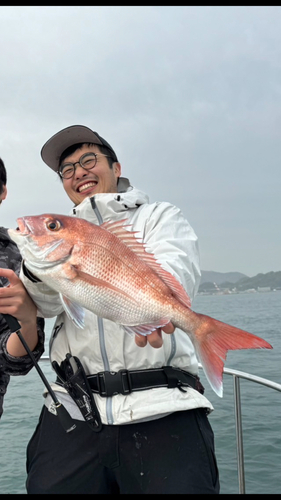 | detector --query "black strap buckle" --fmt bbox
[52,354,102,432]
[97,369,132,397]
